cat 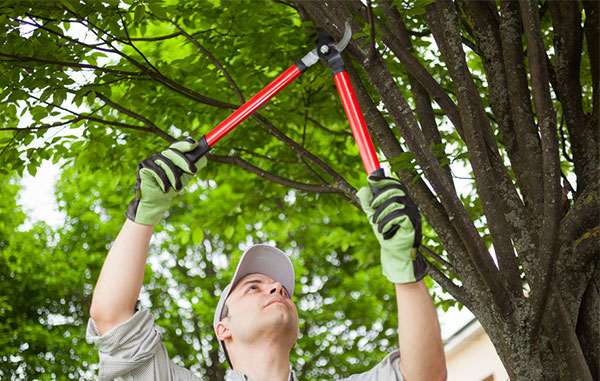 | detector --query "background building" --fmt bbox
[444,318,509,381]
